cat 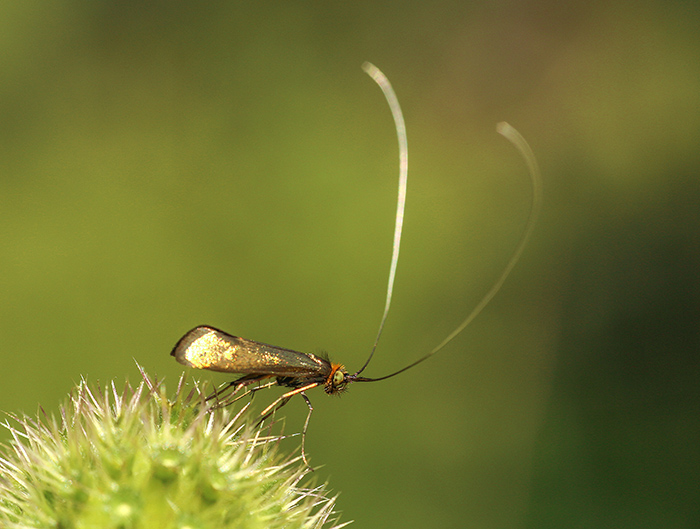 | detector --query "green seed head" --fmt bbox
[0,367,348,529]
